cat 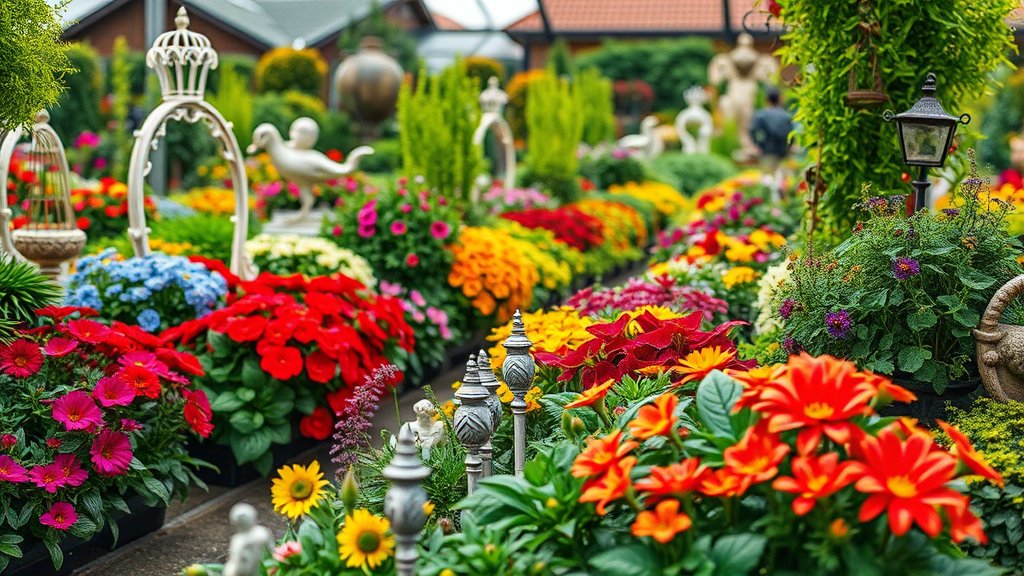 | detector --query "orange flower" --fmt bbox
[853,428,961,537]
[828,518,850,539]
[628,393,679,440]
[631,499,692,544]
[565,379,616,410]
[699,467,750,498]
[663,346,736,386]
[728,364,785,411]
[579,456,635,515]
[571,431,638,479]
[943,501,988,544]
[752,353,876,454]
[723,422,790,484]
[937,420,1003,487]
[858,371,917,405]
[634,458,708,501]
[771,452,864,515]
